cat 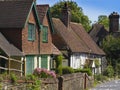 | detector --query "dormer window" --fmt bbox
[28,23,36,41]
